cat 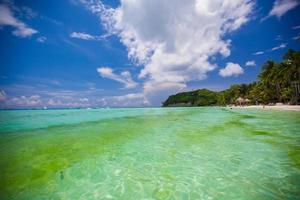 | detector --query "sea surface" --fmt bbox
[0,108,299,199]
